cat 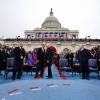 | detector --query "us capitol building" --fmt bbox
[25,8,79,40]
[1,8,100,53]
